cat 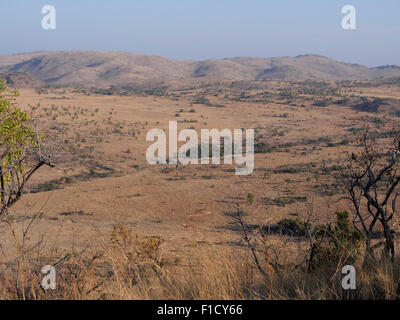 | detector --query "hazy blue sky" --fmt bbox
[0,0,399,66]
